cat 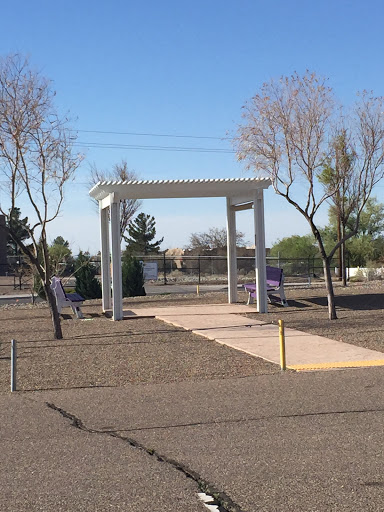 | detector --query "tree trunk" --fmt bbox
[44,283,63,339]
[341,223,347,287]
[337,213,342,281]
[311,225,338,320]
[323,259,337,319]
[341,242,347,287]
